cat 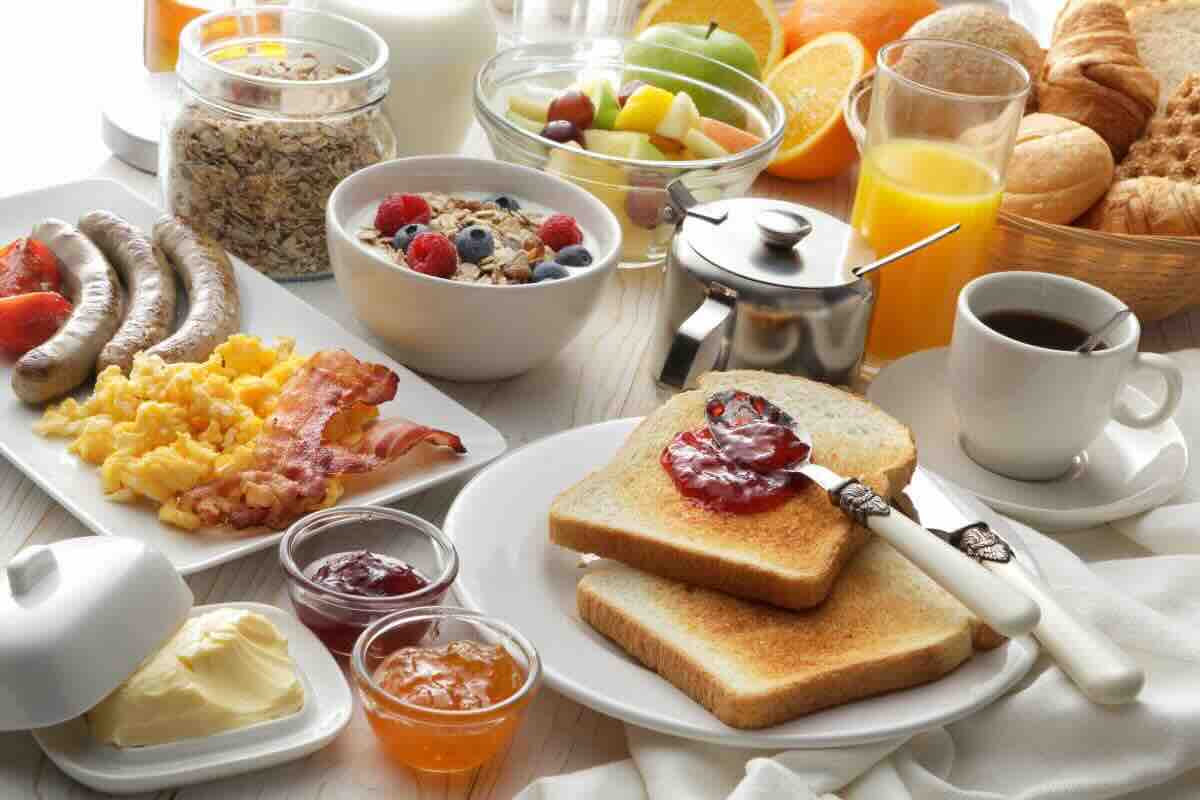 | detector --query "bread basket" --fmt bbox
[844,72,1200,322]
